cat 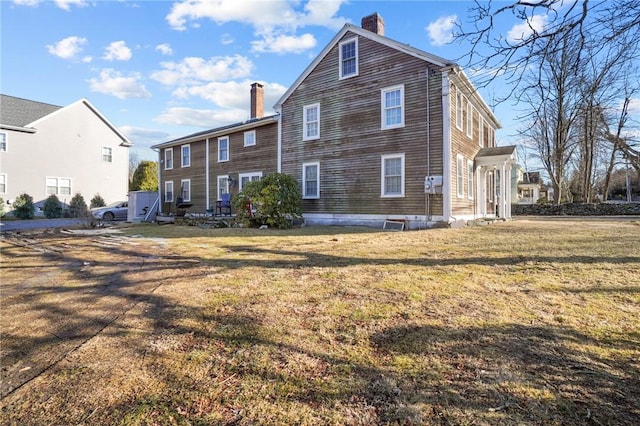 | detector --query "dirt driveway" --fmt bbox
[0,228,182,398]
